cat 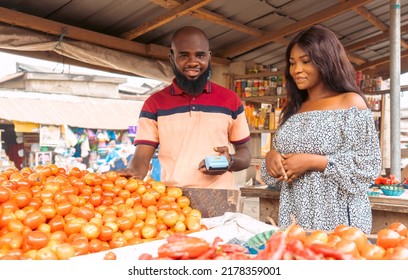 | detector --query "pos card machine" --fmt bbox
[204,155,229,172]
